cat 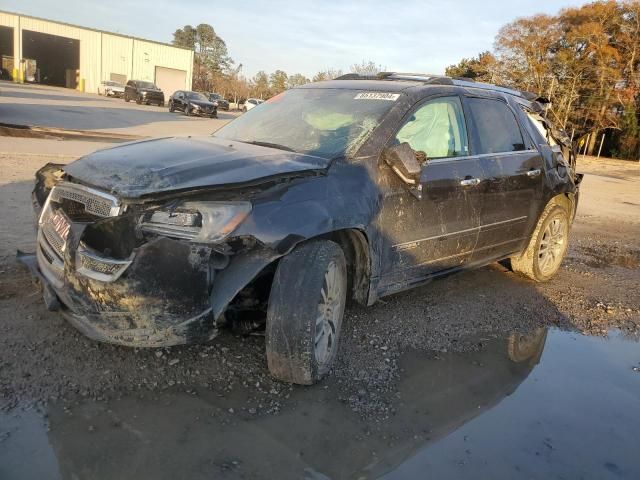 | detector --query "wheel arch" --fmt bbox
[315,228,372,306]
